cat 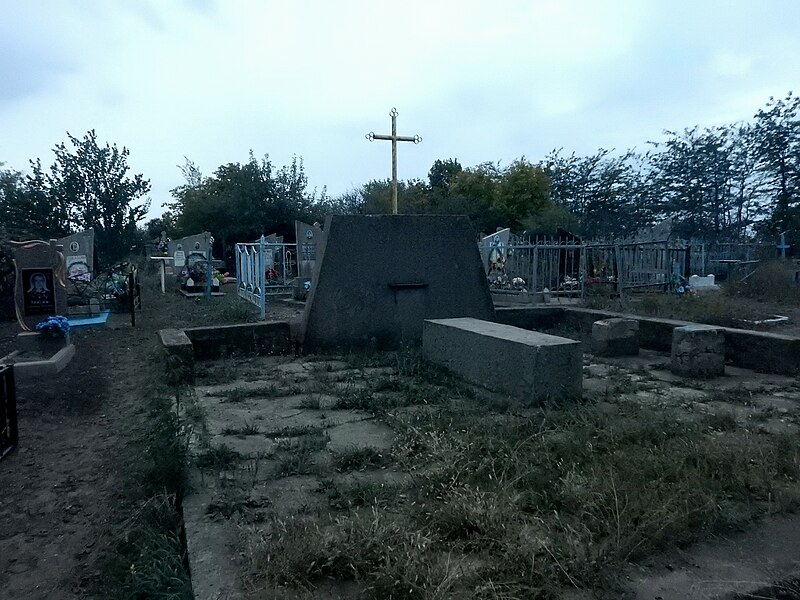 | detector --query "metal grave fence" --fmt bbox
[1,364,18,461]
[480,237,689,297]
[235,236,298,319]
